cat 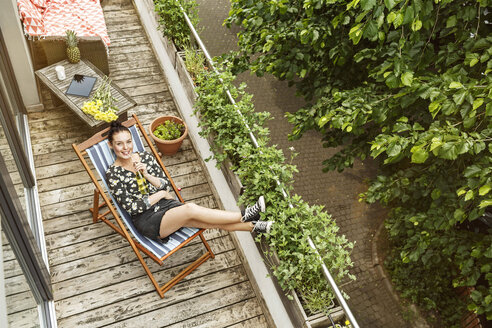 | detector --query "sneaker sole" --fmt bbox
[259,196,266,213]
